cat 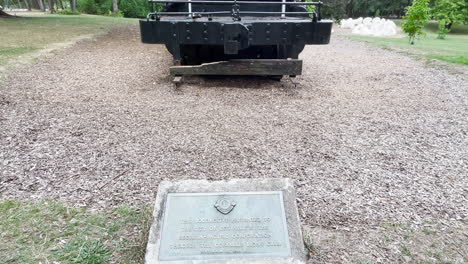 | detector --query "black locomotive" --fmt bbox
[139,0,332,77]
